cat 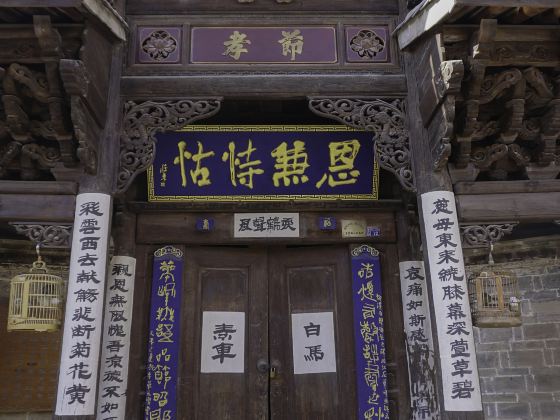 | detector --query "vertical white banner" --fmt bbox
[56,193,112,415]
[399,261,439,419]
[291,312,336,374]
[421,191,481,411]
[97,256,136,420]
[201,311,245,373]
